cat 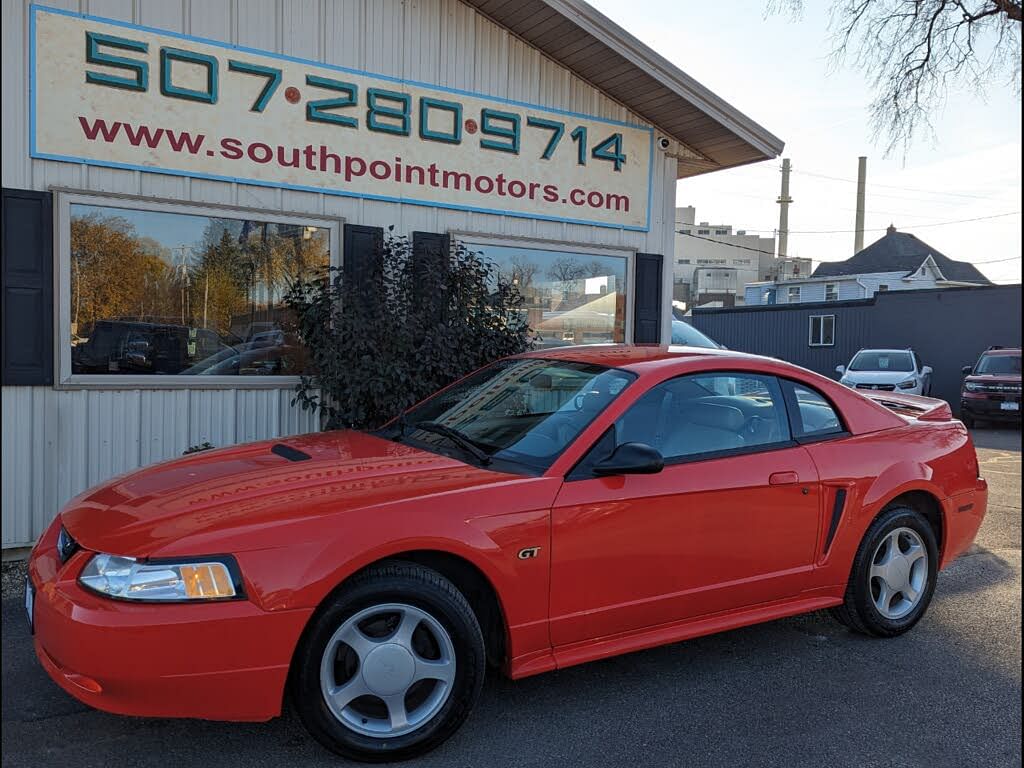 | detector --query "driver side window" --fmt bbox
[615,372,791,462]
